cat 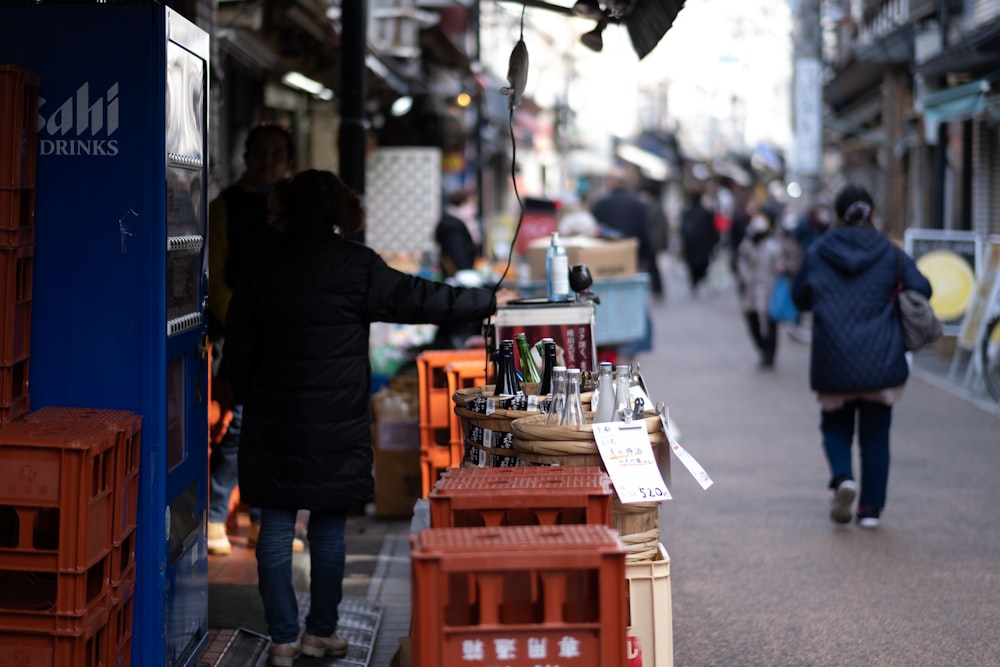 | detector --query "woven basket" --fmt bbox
[453,384,545,468]
[510,412,665,561]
